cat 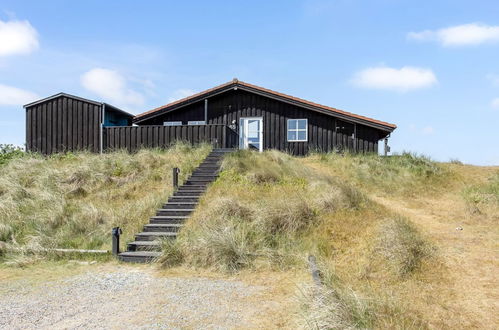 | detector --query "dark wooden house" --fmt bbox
[24,93,133,154]
[24,79,396,155]
[133,79,396,155]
